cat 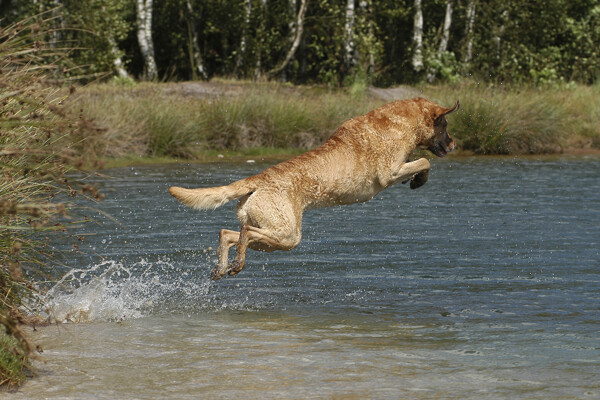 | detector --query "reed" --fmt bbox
[0,15,104,386]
